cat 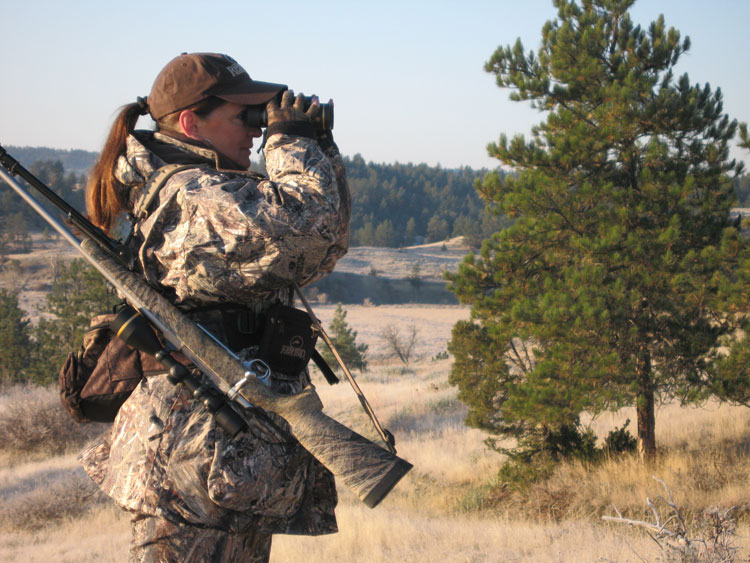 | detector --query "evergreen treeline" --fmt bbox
[4,146,98,176]
[0,160,86,256]
[1,148,511,249]
[345,154,510,247]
